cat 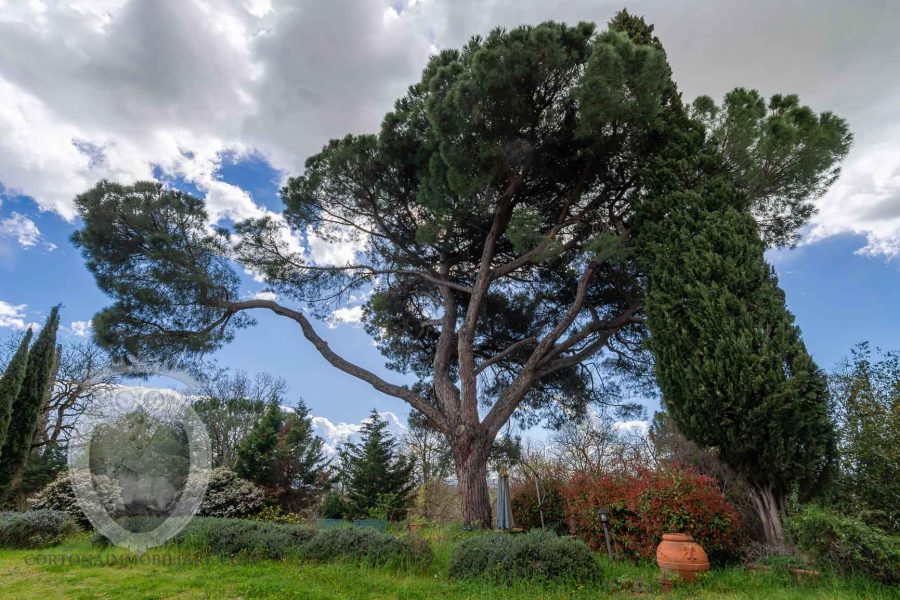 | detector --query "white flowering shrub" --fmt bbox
[28,473,124,528]
[198,468,264,518]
